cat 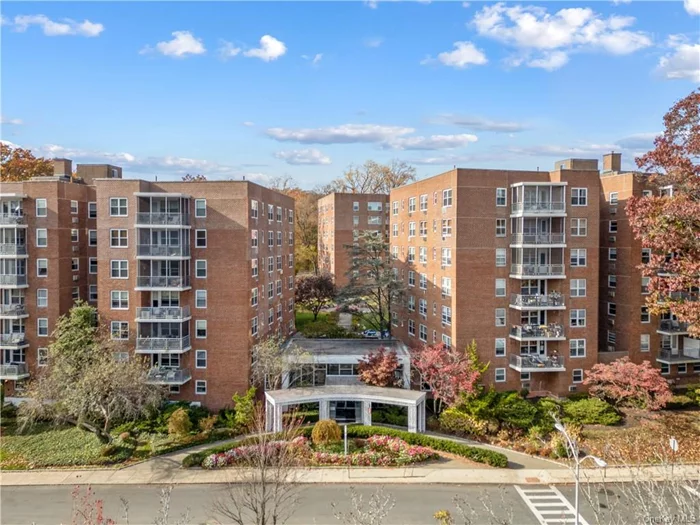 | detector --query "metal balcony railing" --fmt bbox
[137,244,191,257]
[509,354,566,371]
[510,233,565,245]
[136,213,190,226]
[135,335,191,352]
[0,363,29,378]
[511,201,566,214]
[0,243,27,255]
[136,306,191,321]
[658,320,691,333]
[657,348,700,362]
[136,276,190,289]
[510,293,565,309]
[0,213,25,225]
[0,274,28,286]
[510,264,565,277]
[510,324,565,339]
[0,333,28,346]
[0,303,28,317]
[146,367,192,385]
